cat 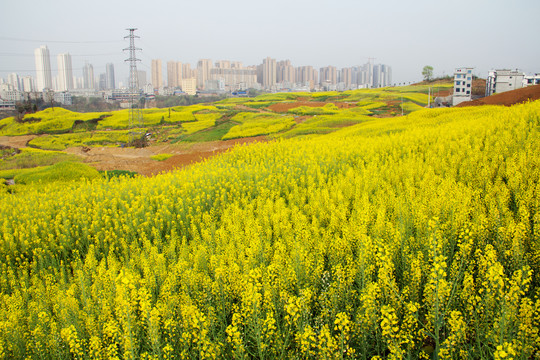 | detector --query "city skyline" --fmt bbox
[6,47,393,93]
[3,42,404,91]
[0,0,538,87]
